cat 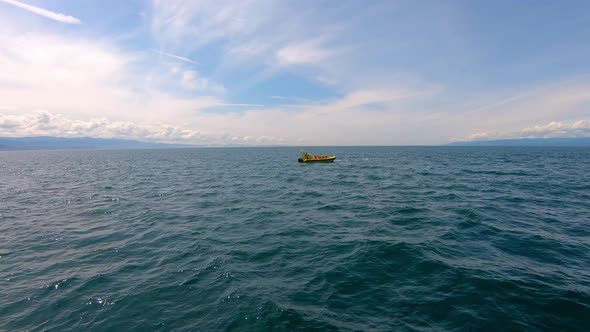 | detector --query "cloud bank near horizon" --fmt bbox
[462,120,590,142]
[2,111,588,146]
[0,111,287,145]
